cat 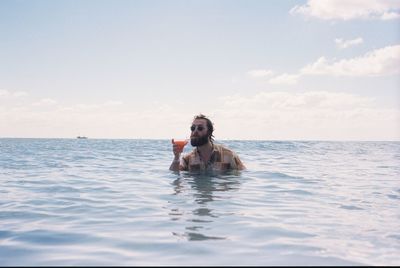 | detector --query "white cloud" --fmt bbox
[32,98,58,106]
[1,91,398,141]
[382,11,400,20]
[301,44,400,76]
[268,73,300,85]
[0,96,190,139]
[0,89,28,98]
[0,90,9,97]
[213,91,400,141]
[248,45,399,84]
[247,69,274,77]
[290,0,400,21]
[335,37,364,49]
[13,91,28,98]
